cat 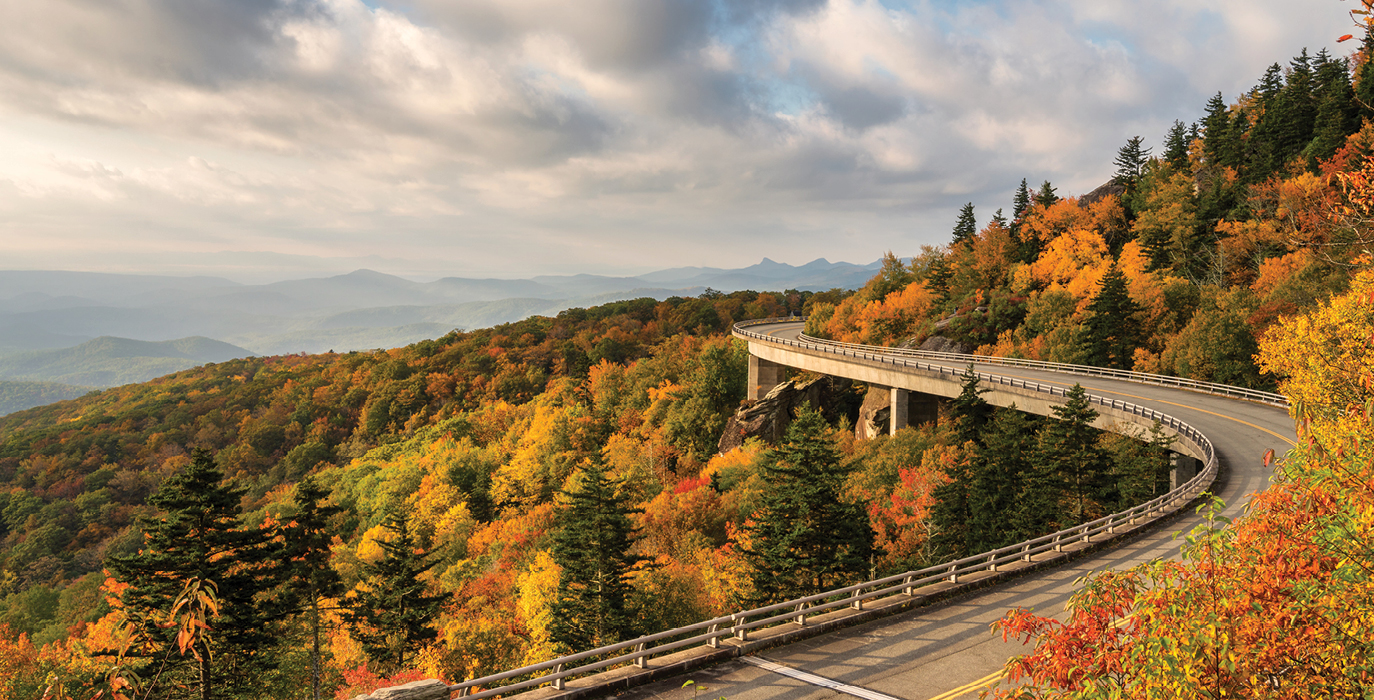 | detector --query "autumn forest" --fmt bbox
[6,21,1374,700]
